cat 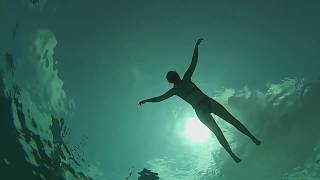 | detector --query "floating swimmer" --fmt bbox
[139,38,261,163]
